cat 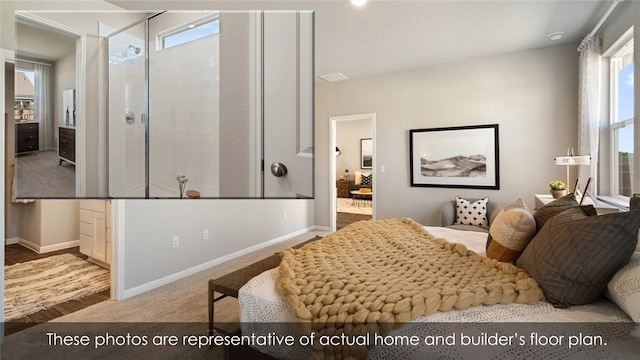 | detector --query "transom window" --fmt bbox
[157,14,219,50]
